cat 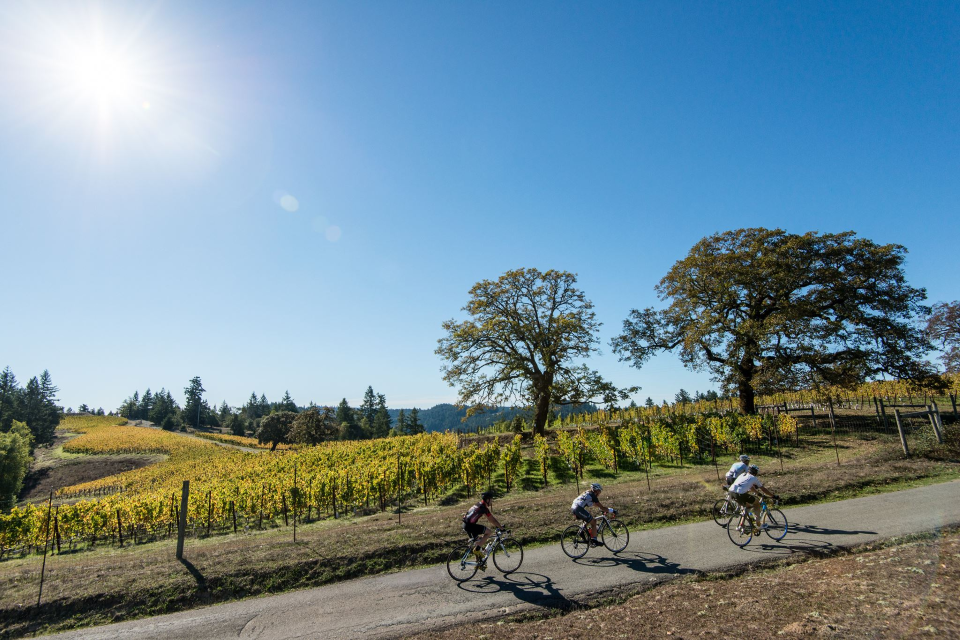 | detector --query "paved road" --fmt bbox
[52,480,960,640]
